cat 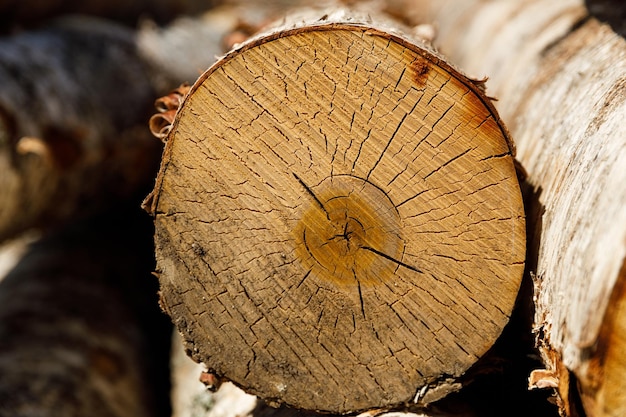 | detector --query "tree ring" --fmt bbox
[294,174,407,286]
